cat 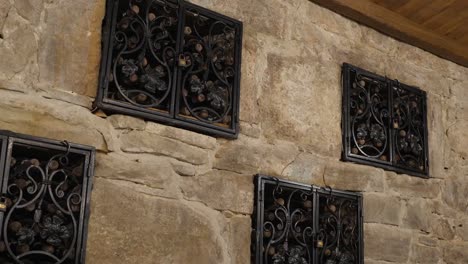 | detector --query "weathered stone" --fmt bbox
[146,123,217,150]
[121,131,210,165]
[427,94,447,179]
[410,244,441,264]
[282,152,326,185]
[170,160,196,177]
[403,199,432,232]
[418,235,438,247]
[363,193,403,226]
[386,172,440,199]
[226,216,251,264]
[454,217,468,241]
[181,170,254,214]
[0,0,10,31]
[15,0,43,24]
[87,178,228,264]
[0,104,108,151]
[214,136,299,176]
[258,52,342,157]
[95,152,180,199]
[431,215,455,240]
[447,121,468,159]
[442,175,468,212]
[0,10,37,80]
[38,0,105,96]
[108,115,146,130]
[442,242,468,264]
[321,161,385,192]
[239,122,261,138]
[364,223,411,262]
